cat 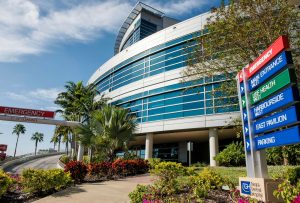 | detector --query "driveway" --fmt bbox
[5,154,61,174]
[34,174,154,203]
